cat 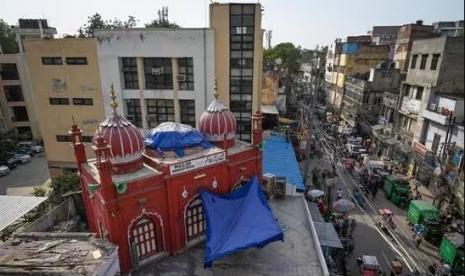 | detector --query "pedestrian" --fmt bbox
[336,188,343,201]
[414,191,422,200]
[322,169,327,182]
[312,172,319,189]
[415,232,423,248]
[350,218,356,234]
[371,186,378,200]
[356,256,363,267]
